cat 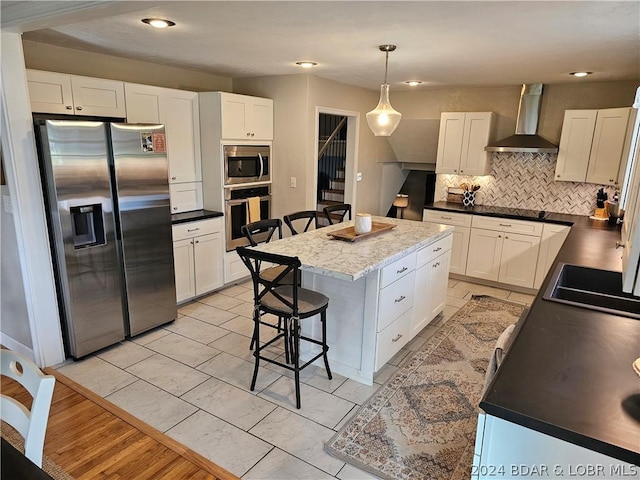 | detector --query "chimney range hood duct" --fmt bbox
[485,84,558,153]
